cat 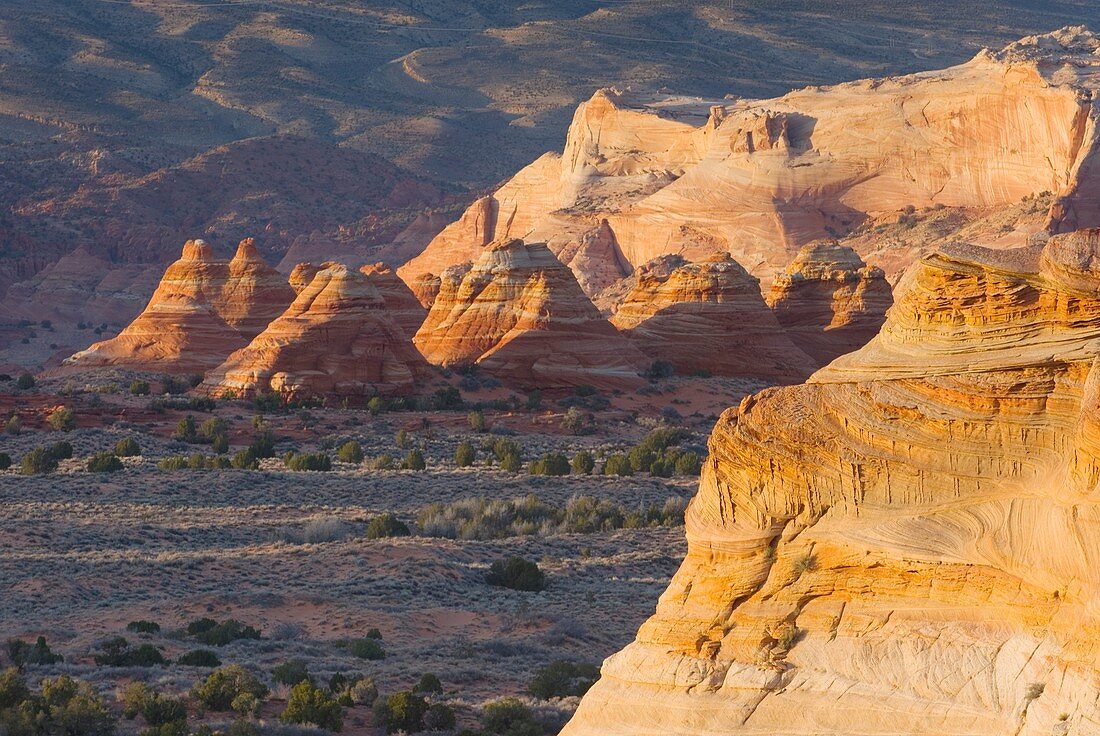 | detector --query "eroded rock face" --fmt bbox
[203,264,426,398]
[63,239,293,374]
[359,263,428,338]
[766,241,893,364]
[402,28,1100,289]
[413,239,645,389]
[611,253,817,382]
[563,229,1100,736]
[289,262,322,294]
